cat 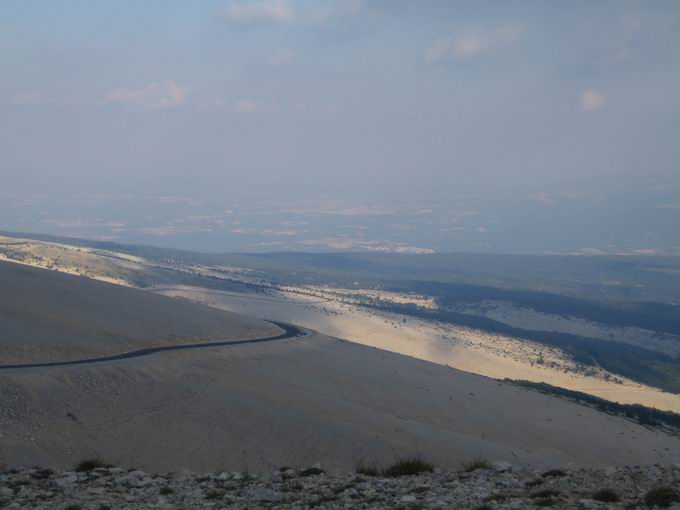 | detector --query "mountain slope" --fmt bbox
[1,259,679,472]
[0,260,279,363]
